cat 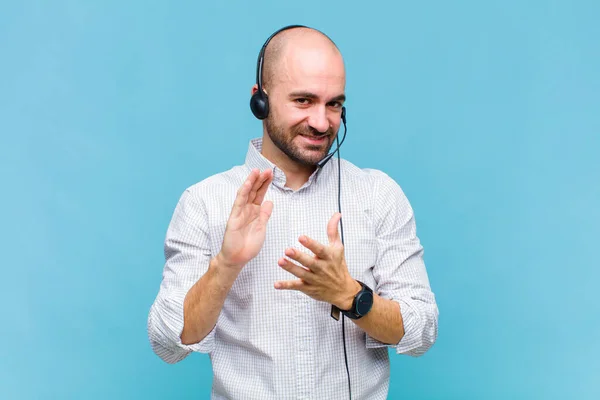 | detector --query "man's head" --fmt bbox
[251,26,346,167]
